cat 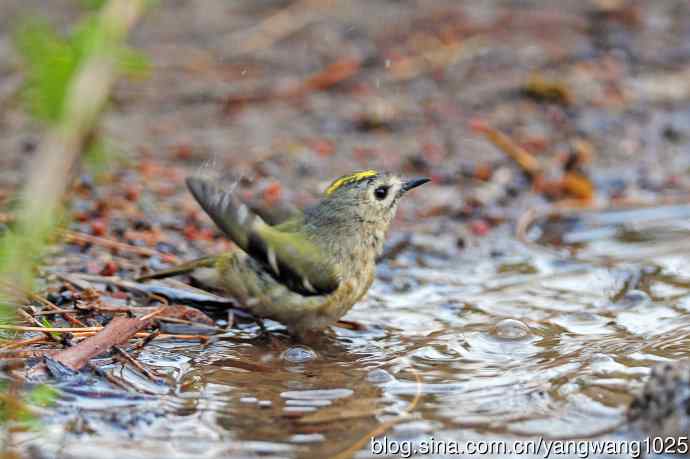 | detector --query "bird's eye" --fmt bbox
[374,186,389,200]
